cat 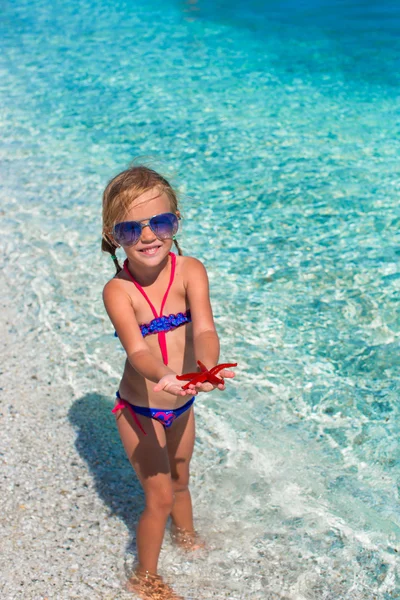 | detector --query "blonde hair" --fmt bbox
[102,165,183,273]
